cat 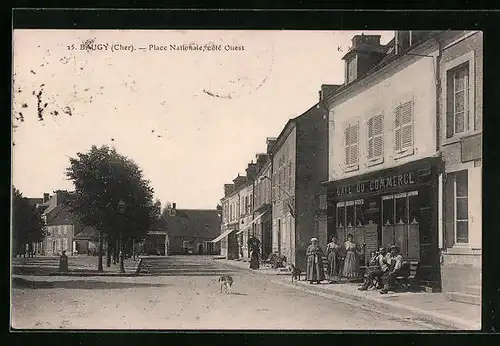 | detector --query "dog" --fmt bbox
[287,264,302,283]
[218,275,234,294]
